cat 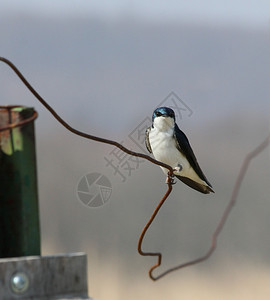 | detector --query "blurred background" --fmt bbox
[1,1,270,299]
